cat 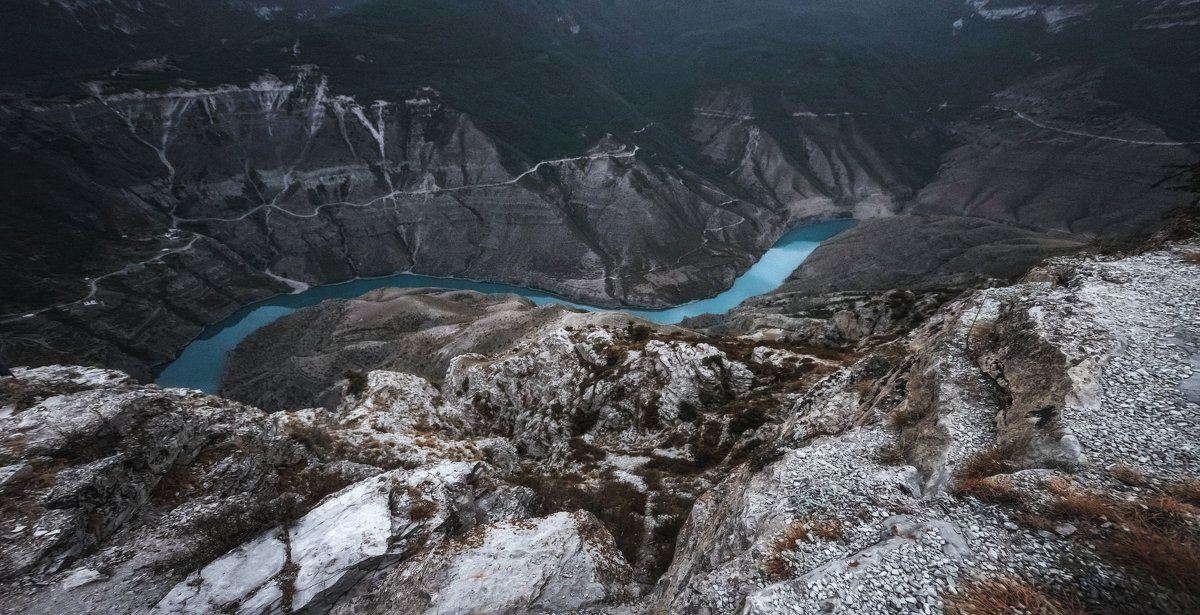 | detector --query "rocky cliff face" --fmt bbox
[9,235,1200,610]
[0,72,817,379]
[0,365,631,615]
[3,237,1197,613]
[694,66,1198,316]
[688,88,933,222]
